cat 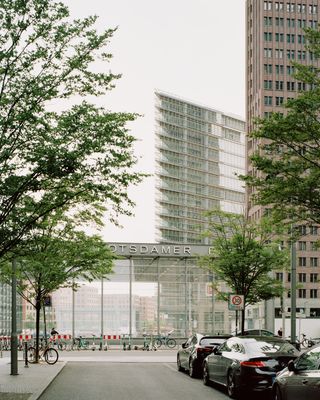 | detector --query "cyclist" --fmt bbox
[51,327,59,336]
